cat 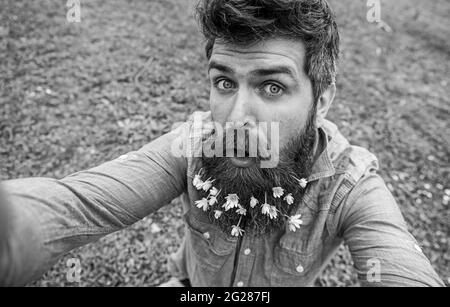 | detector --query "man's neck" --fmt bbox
[311,127,324,166]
